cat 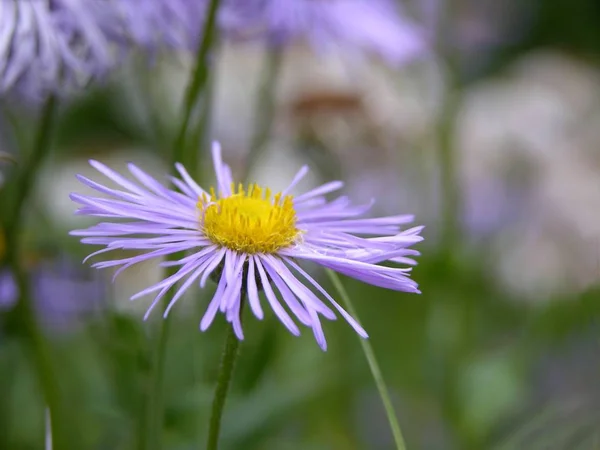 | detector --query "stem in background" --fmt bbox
[0,343,16,450]
[143,303,172,450]
[435,0,462,254]
[172,0,222,169]
[2,96,77,449]
[240,48,284,182]
[9,262,68,449]
[11,267,65,449]
[144,2,222,449]
[437,68,461,252]
[3,96,57,238]
[326,270,407,450]
[206,297,245,450]
[187,69,215,178]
